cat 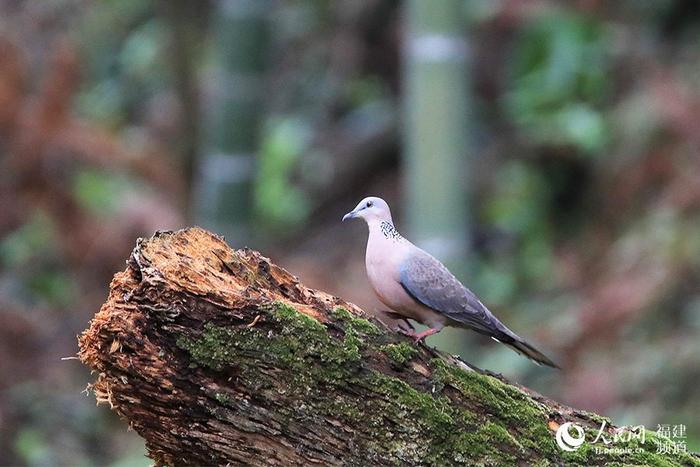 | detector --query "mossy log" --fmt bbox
[78,228,698,466]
